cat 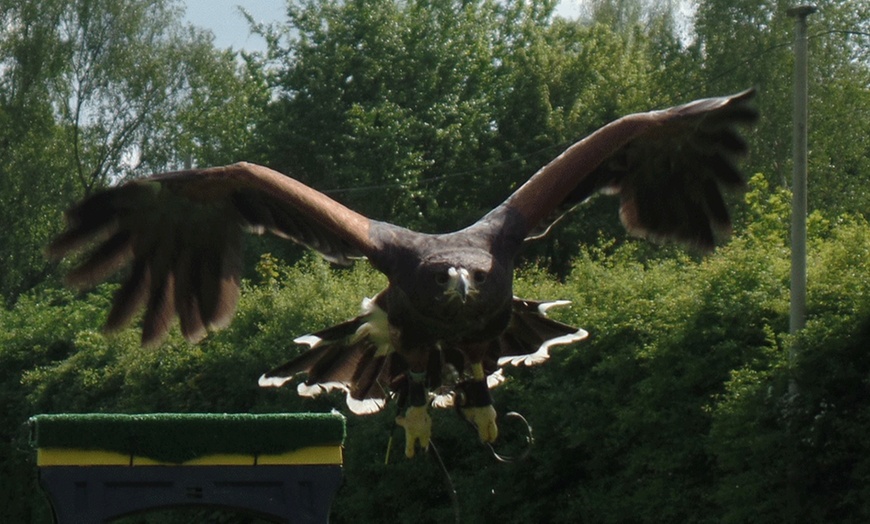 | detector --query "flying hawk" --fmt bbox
[49,90,757,457]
